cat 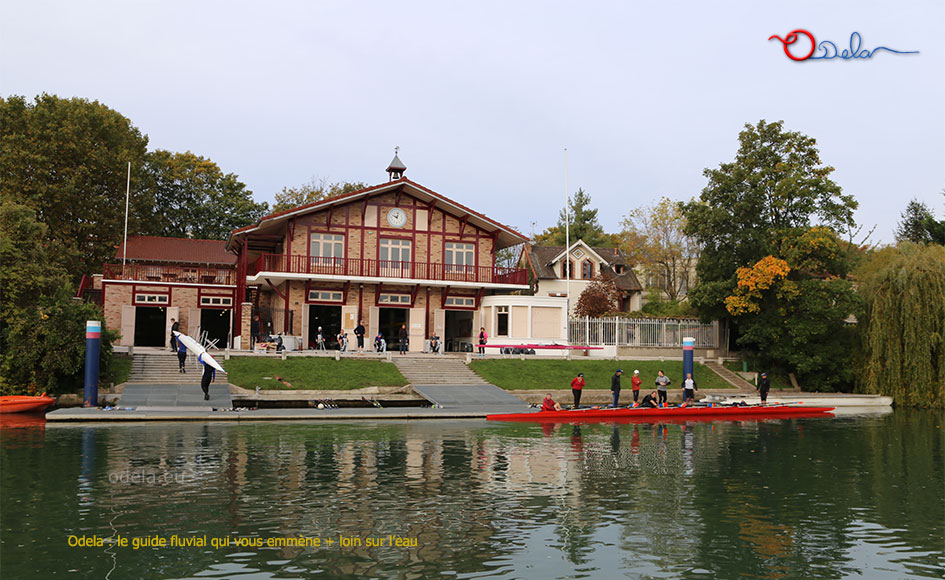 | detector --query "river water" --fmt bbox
[1,410,942,579]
